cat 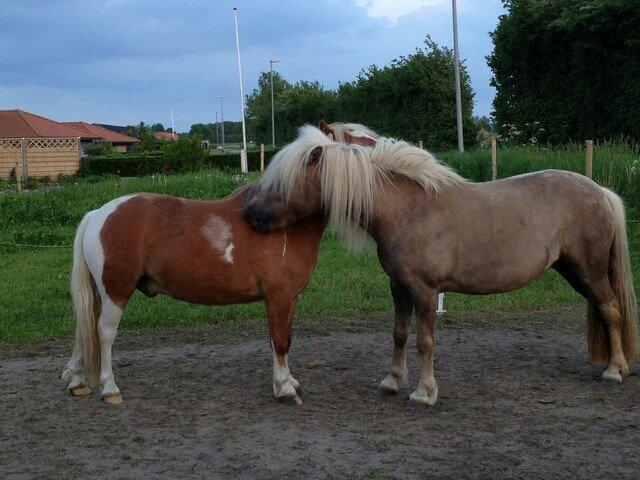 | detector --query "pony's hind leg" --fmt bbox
[62,328,91,396]
[98,296,125,404]
[379,280,413,393]
[587,279,629,381]
[265,294,299,401]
